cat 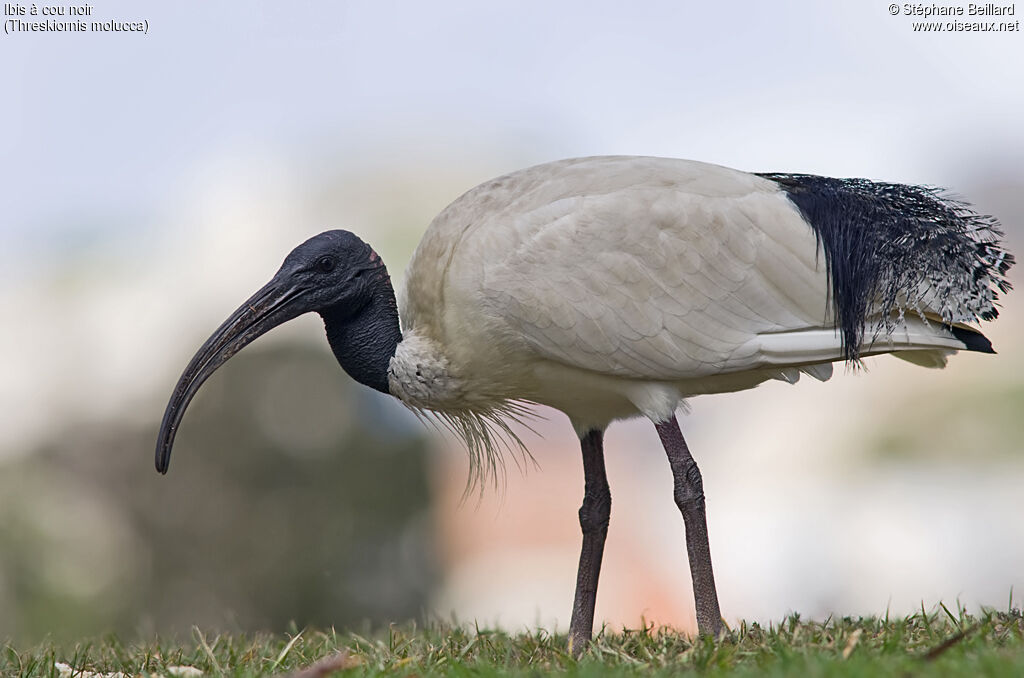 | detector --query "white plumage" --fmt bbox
[157,154,1013,652]
[393,156,984,435]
